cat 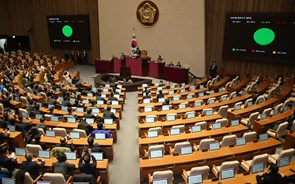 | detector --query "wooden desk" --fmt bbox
[253,108,295,132]
[138,124,248,155]
[230,77,250,92]
[211,76,230,90]
[40,136,114,160]
[284,132,295,149]
[255,78,270,94]
[0,129,25,148]
[139,138,281,180]
[162,66,189,83]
